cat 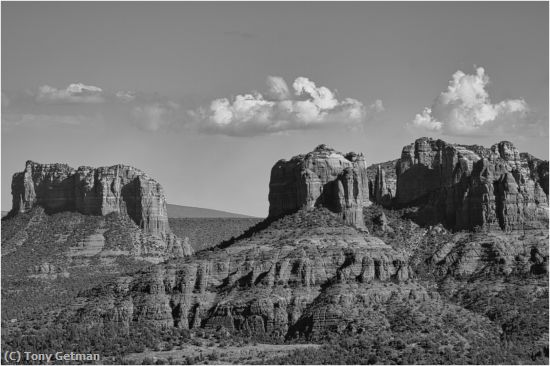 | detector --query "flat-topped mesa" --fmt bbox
[11,160,170,238]
[268,144,370,228]
[395,137,549,231]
